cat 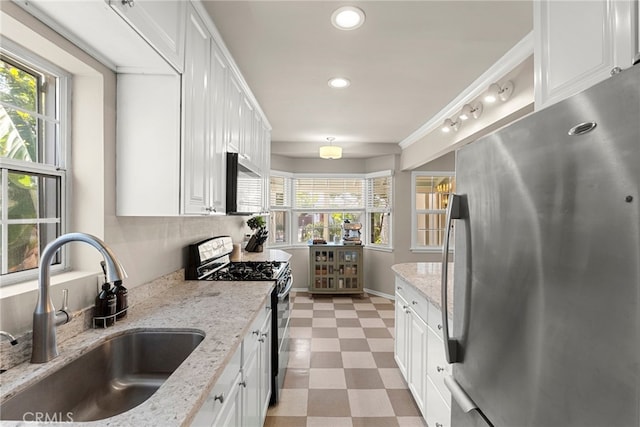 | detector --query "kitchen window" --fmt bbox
[366,171,392,249]
[269,173,291,245]
[269,172,393,249]
[0,42,69,283]
[294,176,364,244]
[411,172,455,252]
